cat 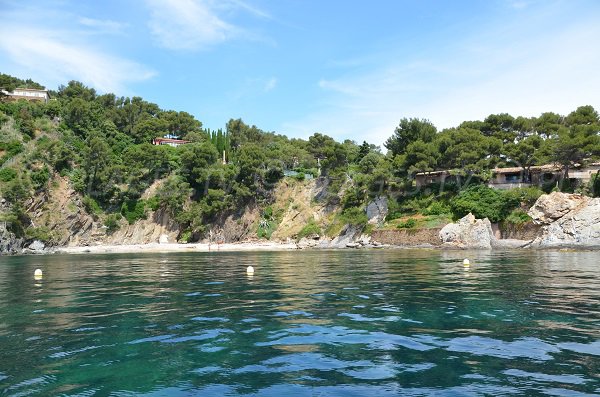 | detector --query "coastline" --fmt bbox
[54,241,300,255]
